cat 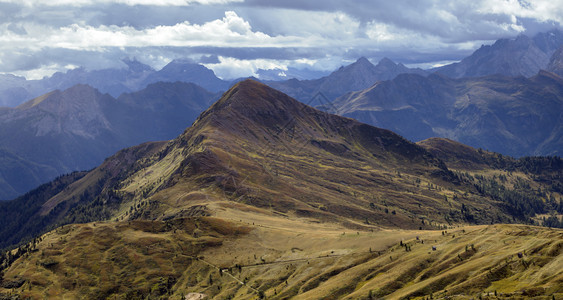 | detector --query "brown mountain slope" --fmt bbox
[0,141,166,249]
[418,137,563,227]
[418,137,563,175]
[116,79,510,229]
